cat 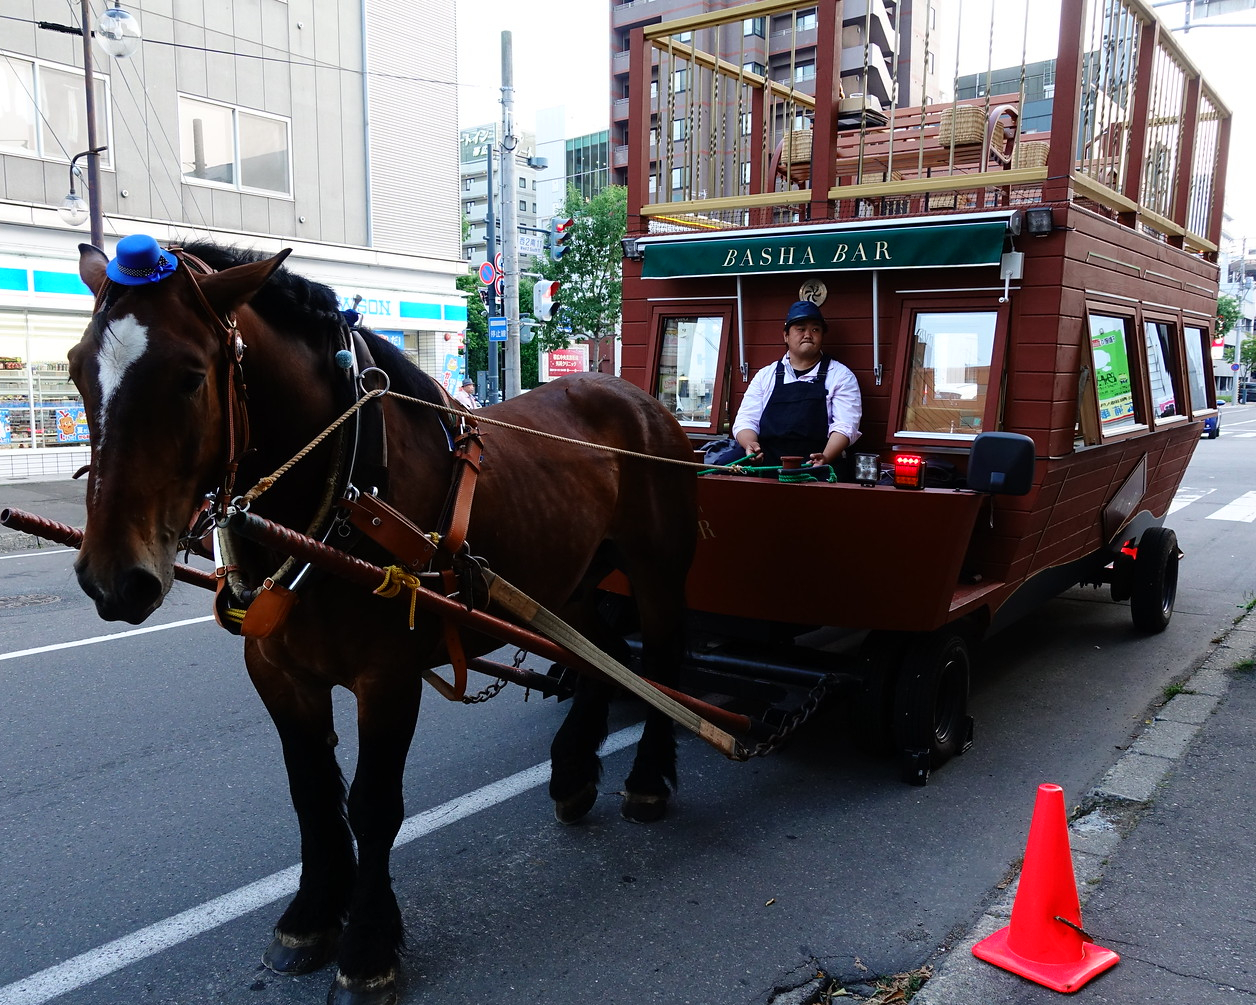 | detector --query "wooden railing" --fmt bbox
[624,0,1230,256]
